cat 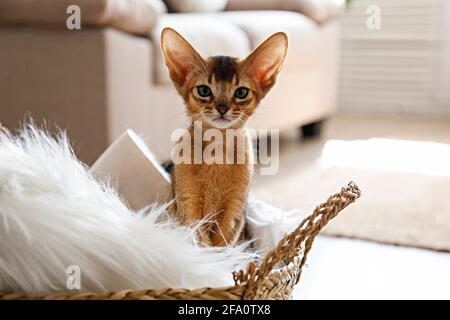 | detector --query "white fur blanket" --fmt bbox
[0,126,303,295]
